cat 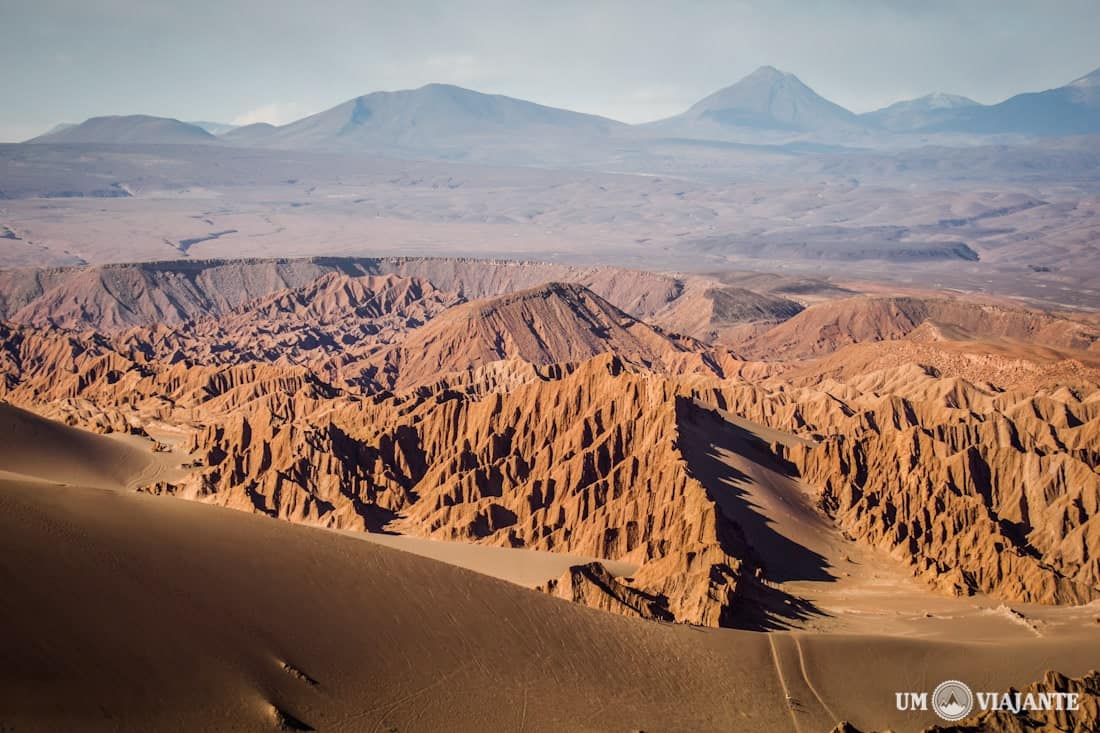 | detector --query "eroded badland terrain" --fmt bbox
[2,252,1099,732]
